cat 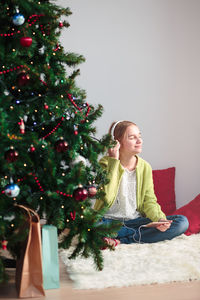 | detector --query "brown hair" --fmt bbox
[109,121,137,141]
